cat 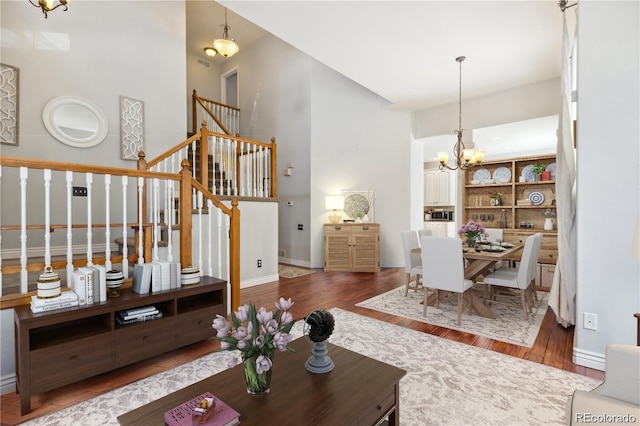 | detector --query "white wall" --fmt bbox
[573,1,640,368]
[309,62,413,268]
[0,0,187,395]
